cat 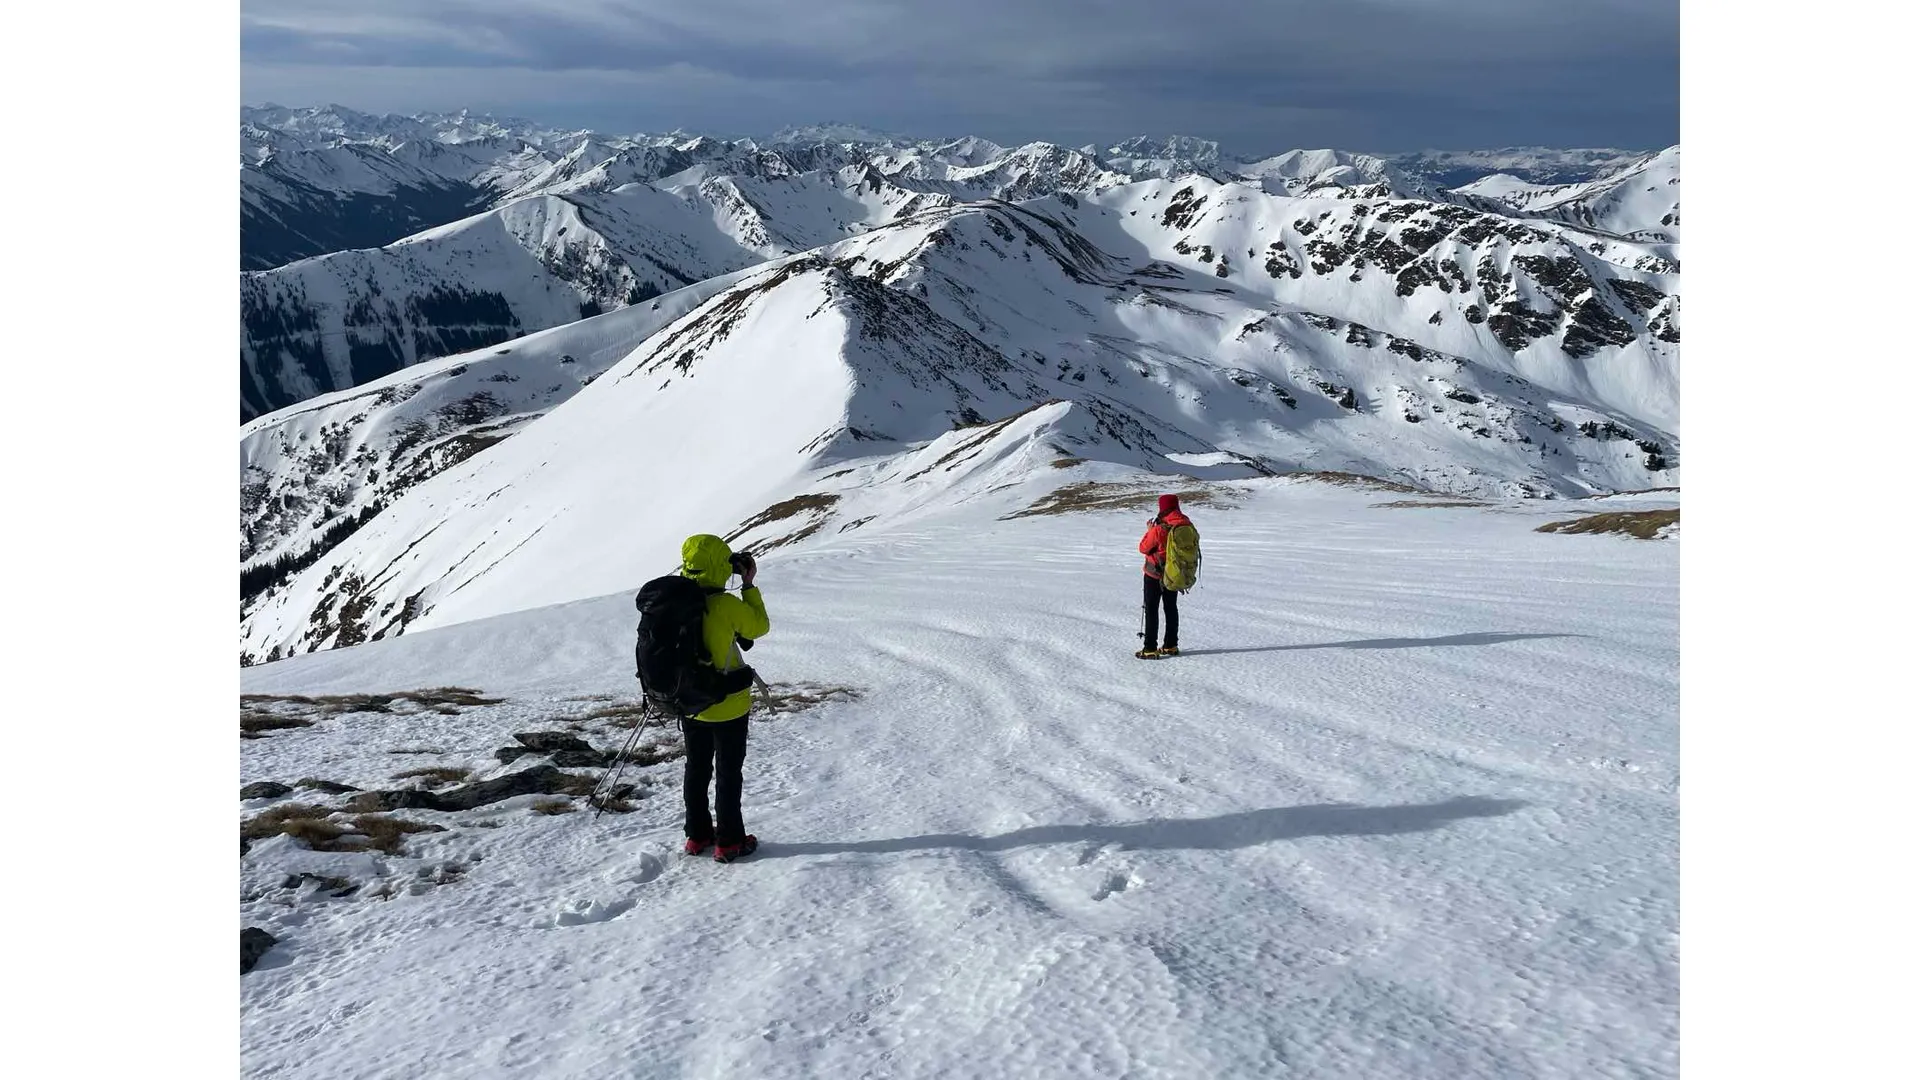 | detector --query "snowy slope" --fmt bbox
[241,268,760,588]
[239,189,781,420]
[1388,146,1653,188]
[1455,148,1681,242]
[1235,149,1448,202]
[241,193,1677,662]
[241,143,496,271]
[239,477,1678,1079]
